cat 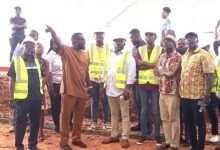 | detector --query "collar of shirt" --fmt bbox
[114,50,124,55]
[14,16,21,19]
[96,44,104,48]
[147,44,155,52]
[22,56,34,62]
[49,50,59,56]
[71,46,85,52]
[49,50,56,55]
[23,58,36,68]
[166,50,177,59]
[186,47,201,56]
